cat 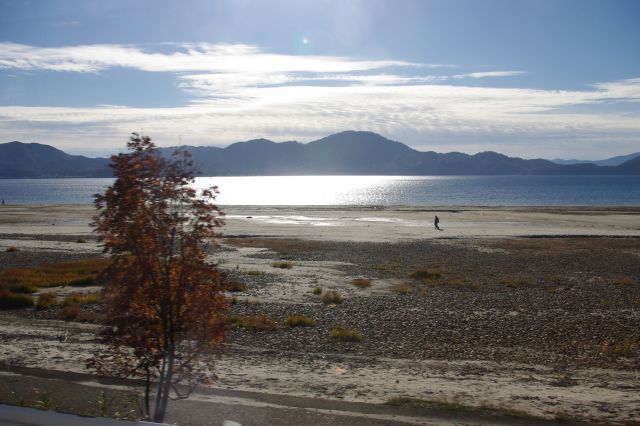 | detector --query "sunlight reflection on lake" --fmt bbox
[194,175,443,205]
